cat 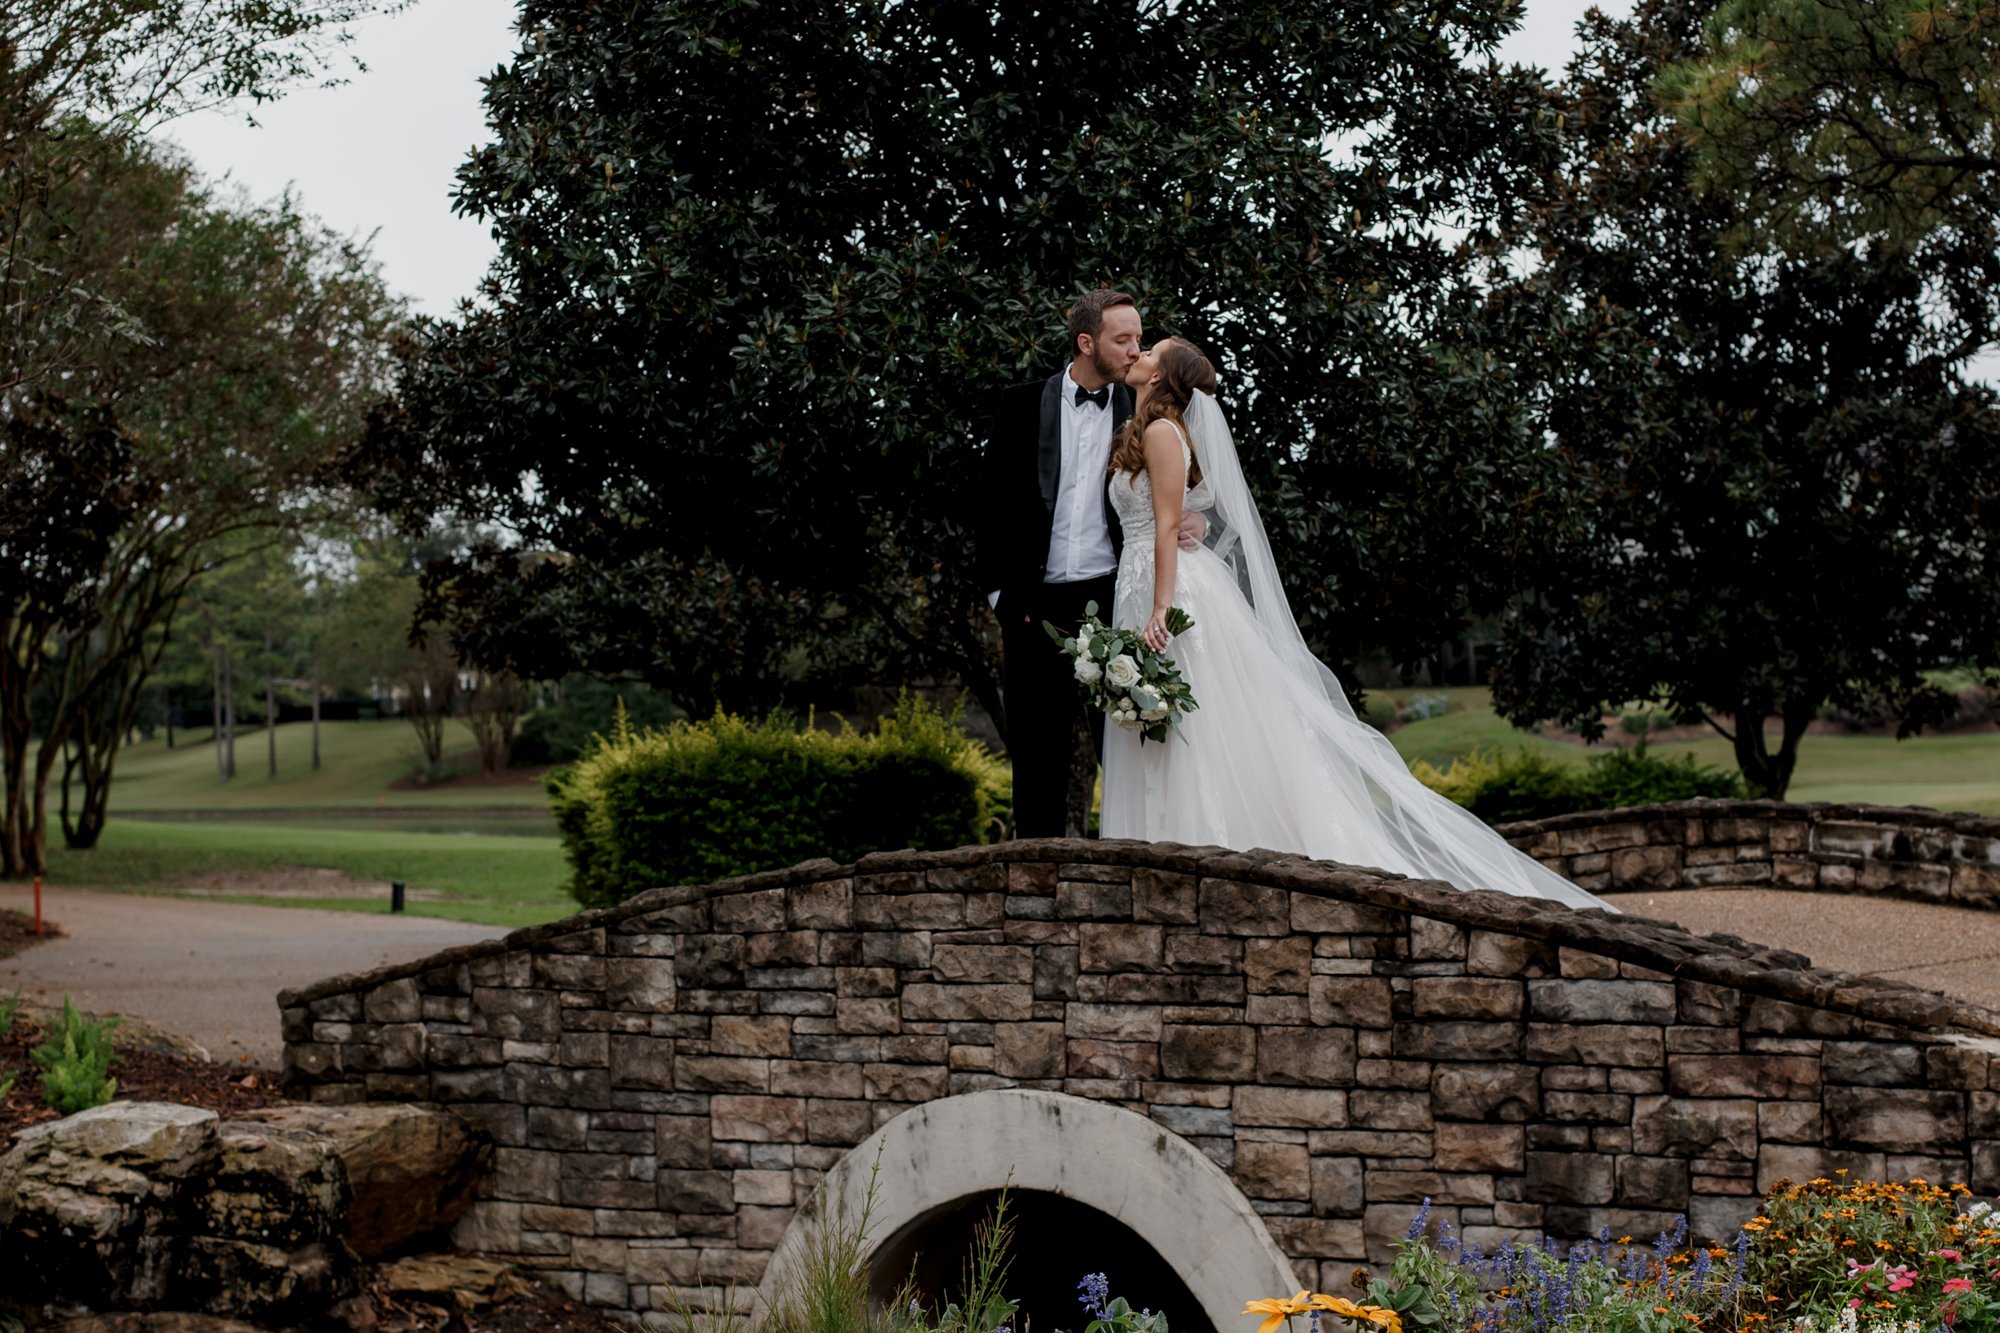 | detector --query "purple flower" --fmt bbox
[1077,1273,1111,1321]
[1404,1198,1433,1241]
